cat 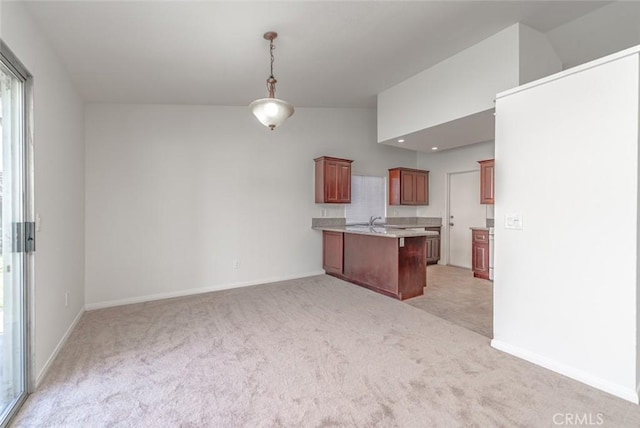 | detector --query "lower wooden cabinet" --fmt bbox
[321,230,426,300]
[342,233,426,300]
[425,226,441,265]
[472,229,490,279]
[322,231,344,274]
